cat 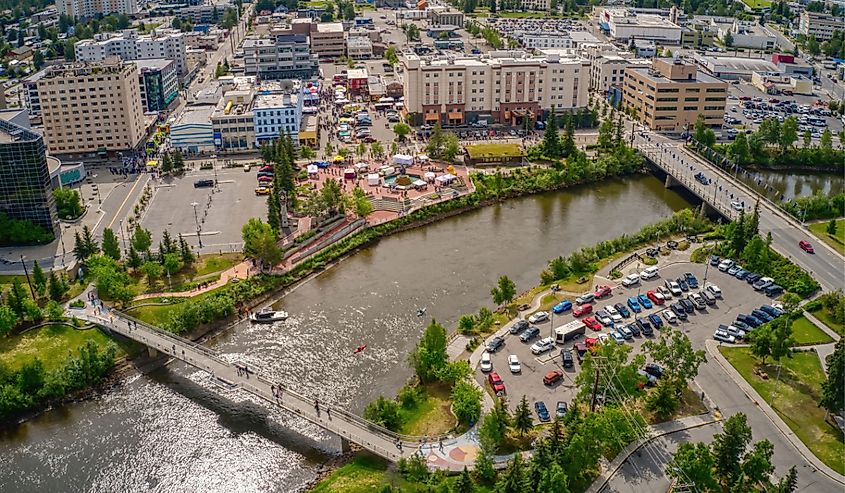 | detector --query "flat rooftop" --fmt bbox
[135,58,174,71]
[696,55,779,73]
[630,66,725,84]
[316,22,343,33]
[254,93,298,109]
[174,105,215,126]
